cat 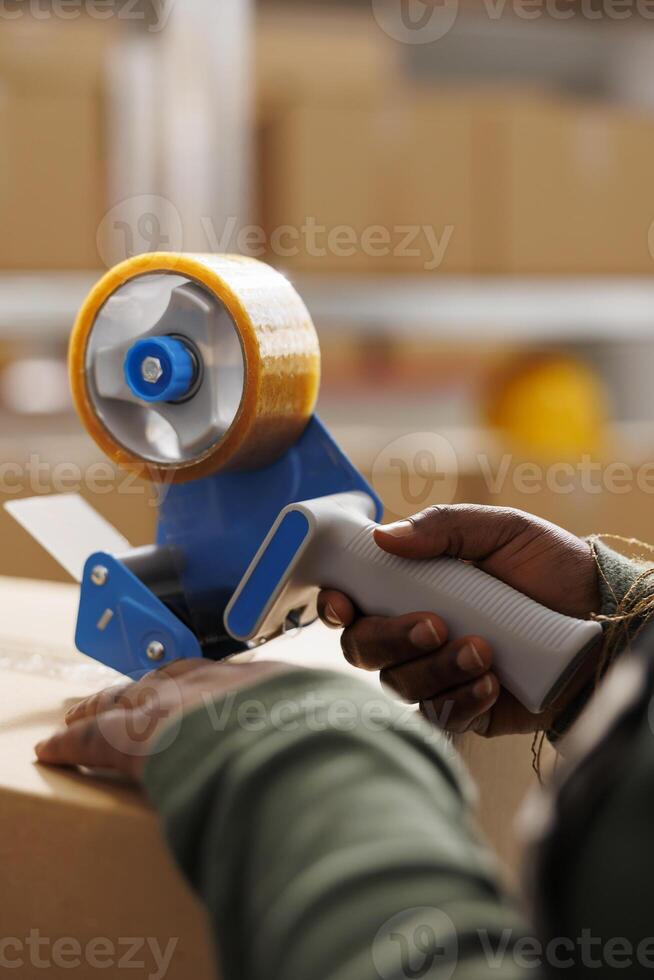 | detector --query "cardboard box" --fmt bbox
[256,6,400,114]
[260,93,476,274]
[260,80,654,275]
[0,578,217,980]
[0,17,110,269]
[484,97,654,274]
